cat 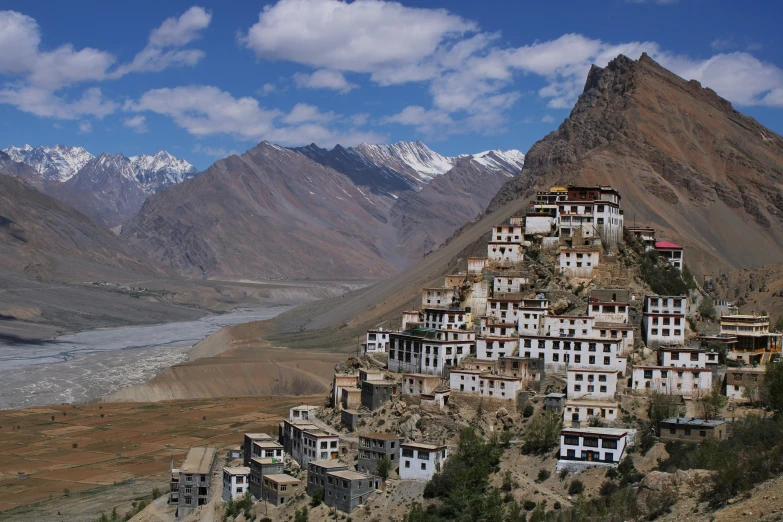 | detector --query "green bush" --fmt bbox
[535,469,550,483]
[568,479,584,495]
[294,507,308,522]
[522,404,534,418]
[522,411,562,454]
[523,500,536,511]
[310,487,324,507]
[640,251,687,296]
